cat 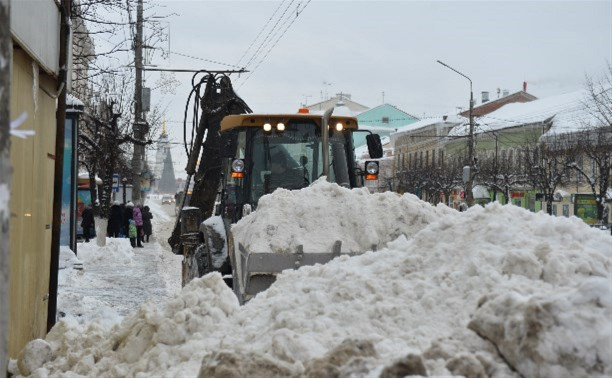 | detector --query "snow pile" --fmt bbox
[233,178,454,253]
[19,186,612,377]
[203,215,228,269]
[77,237,135,265]
[57,244,127,327]
[58,246,81,270]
